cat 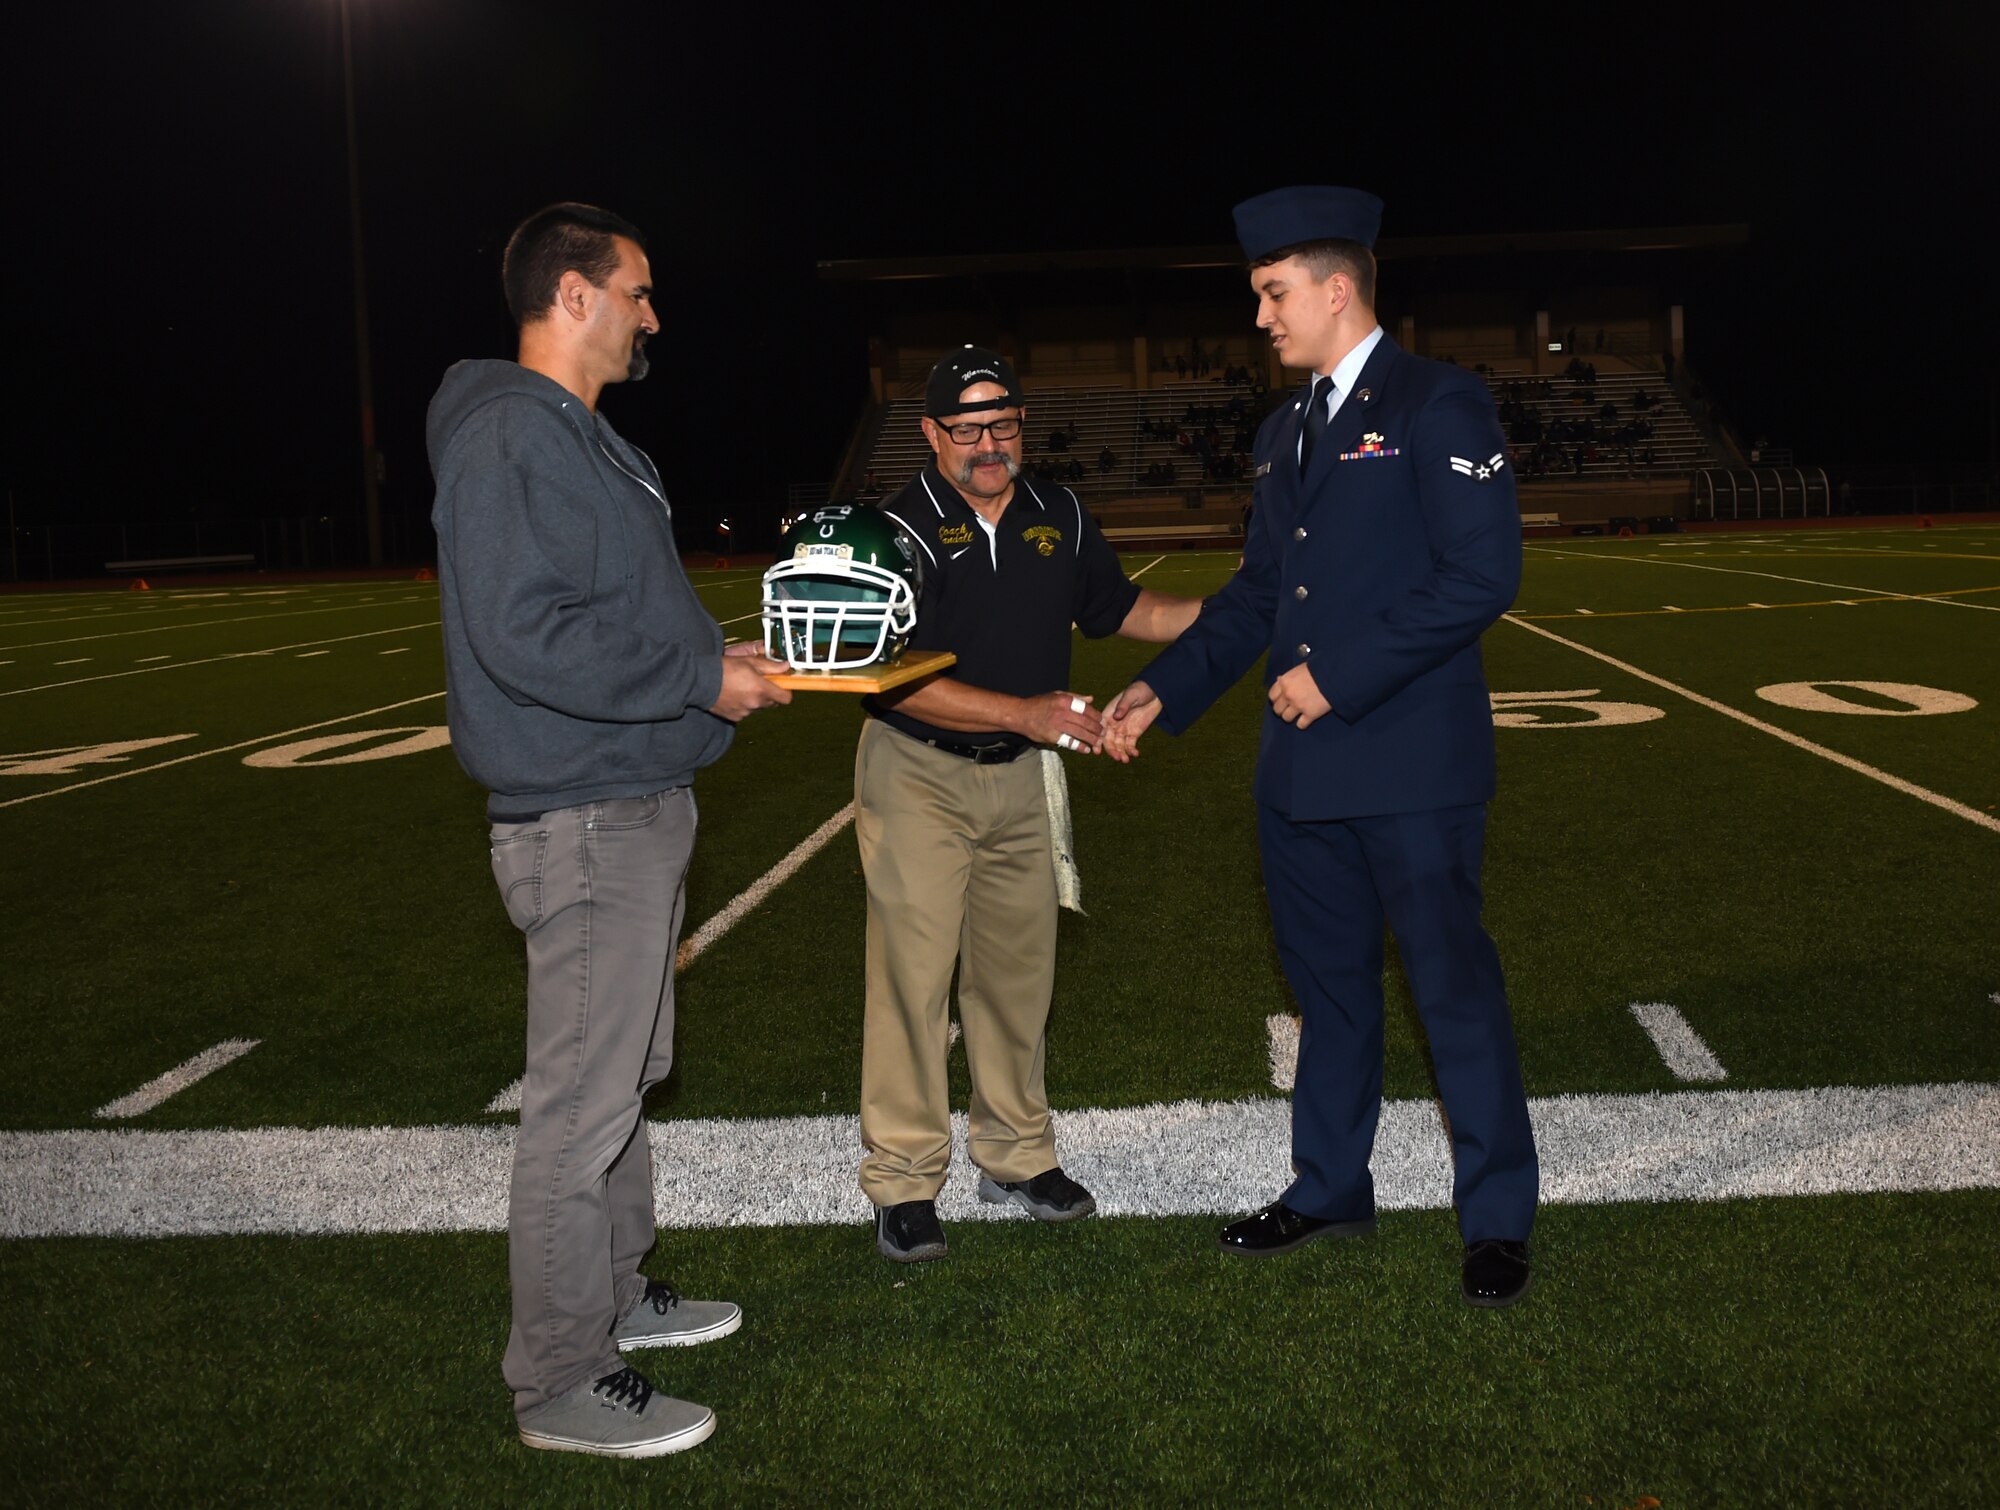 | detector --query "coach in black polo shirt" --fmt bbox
[855,346,1200,1263]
